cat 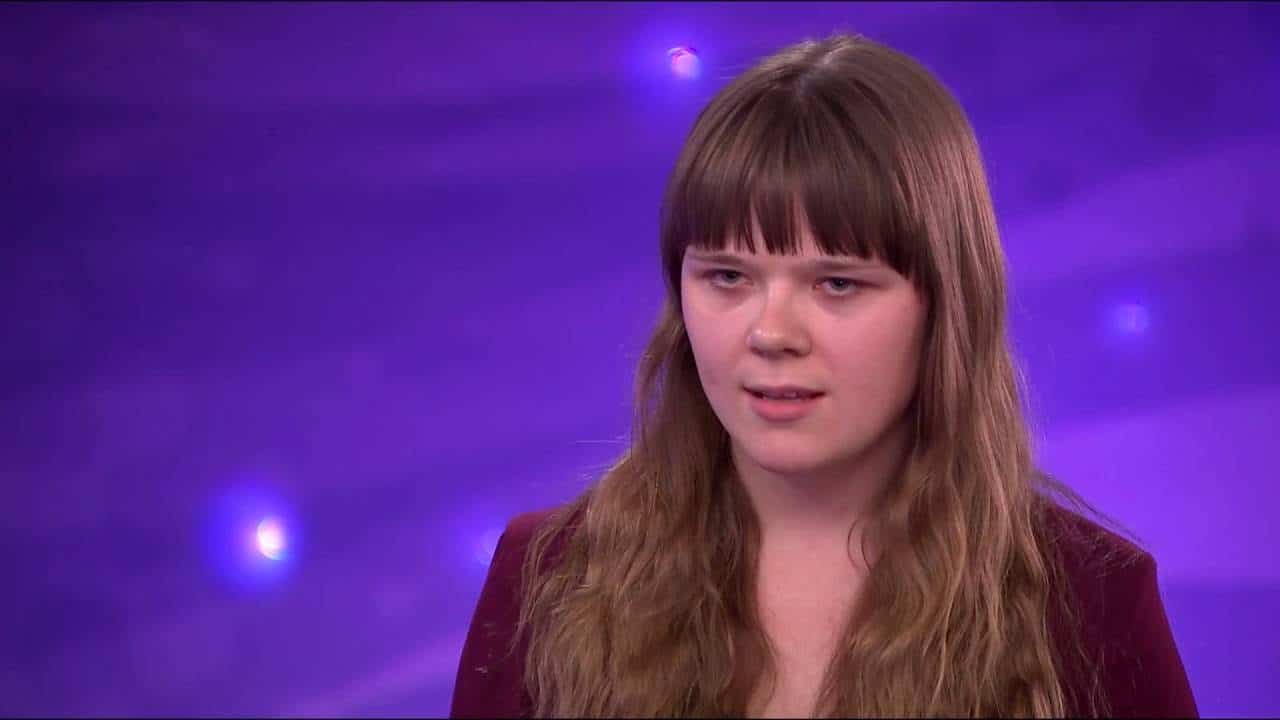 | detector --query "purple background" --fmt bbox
[2,1,1278,716]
